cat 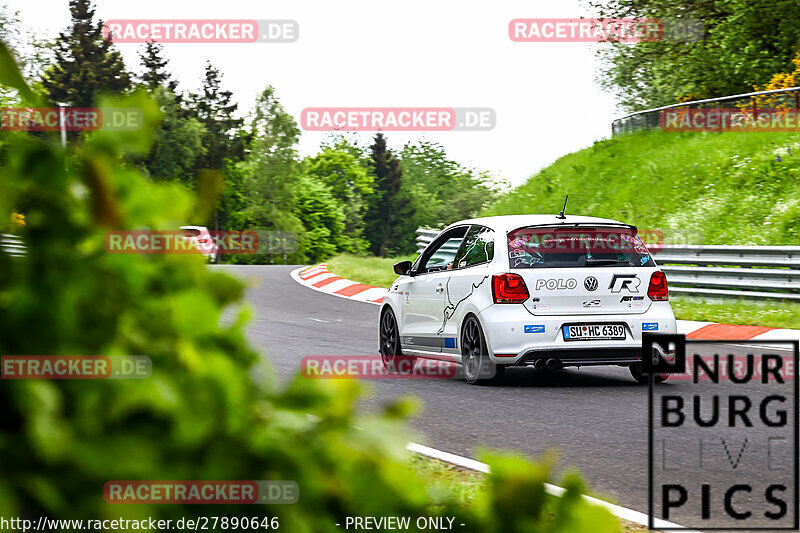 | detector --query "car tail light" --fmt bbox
[648,271,669,301]
[198,238,208,244]
[492,273,529,304]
